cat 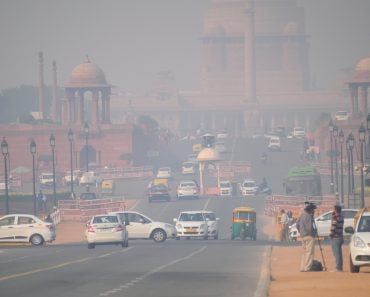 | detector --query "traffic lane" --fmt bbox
[0,241,267,297]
